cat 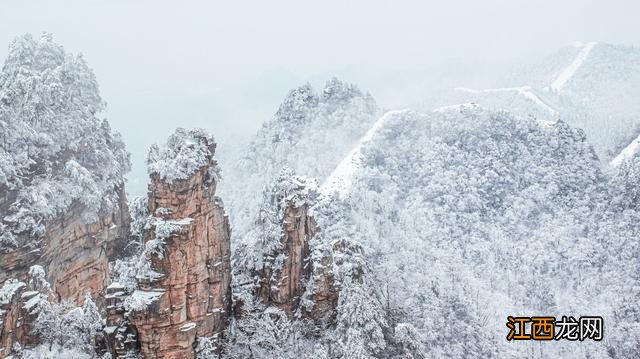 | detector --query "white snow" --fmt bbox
[0,279,26,329]
[0,279,26,305]
[433,103,478,113]
[550,42,597,92]
[517,87,558,117]
[20,291,39,298]
[123,289,165,312]
[455,86,558,118]
[320,110,403,197]
[611,134,640,167]
[147,128,218,183]
[179,322,197,332]
[455,86,525,94]
[106,282,125,290]
[22,292,44,313]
